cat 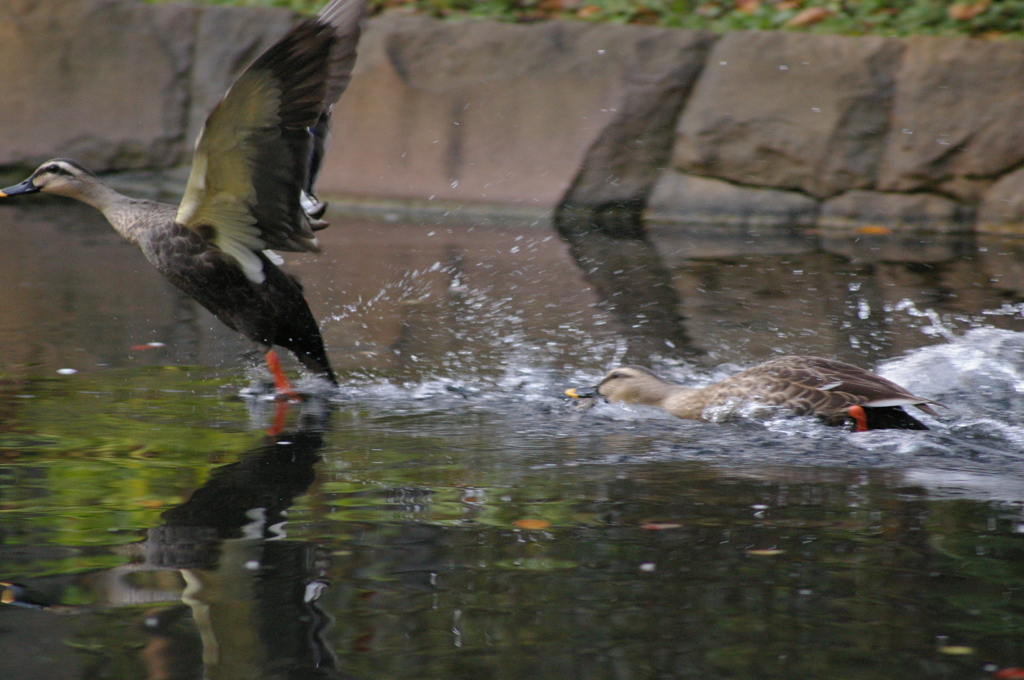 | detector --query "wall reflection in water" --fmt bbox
[556,199,1024,367]
[3,202,1024,382]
